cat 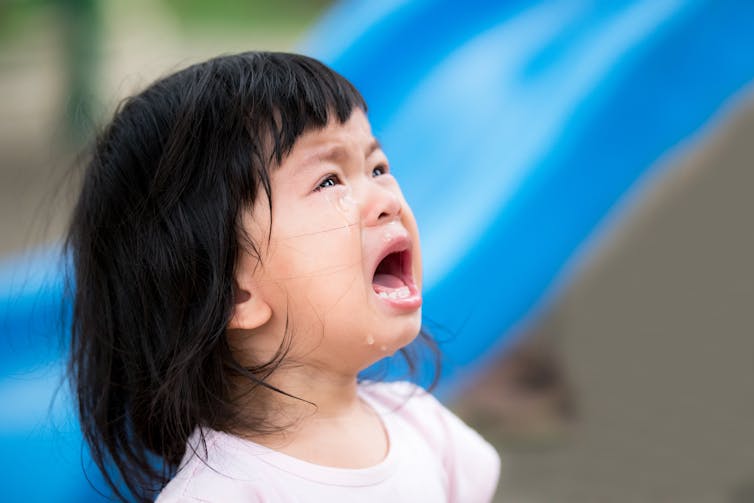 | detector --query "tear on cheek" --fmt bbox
[323,186,358,227]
